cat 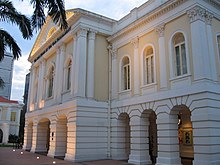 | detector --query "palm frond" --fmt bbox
[47,0,68,30]
[0,0,33,39]
[0,29,21,61]
[30,0,46,30]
